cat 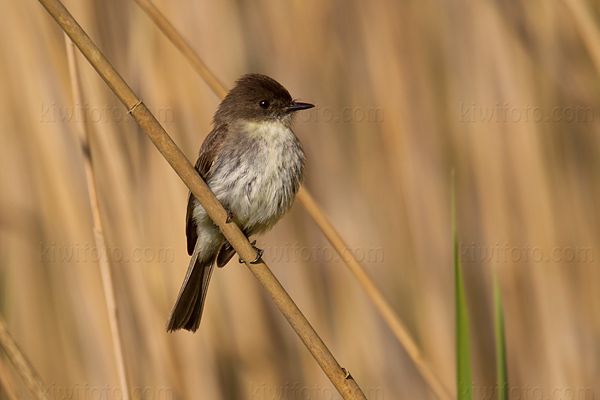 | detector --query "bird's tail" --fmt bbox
[166,249,215,333]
